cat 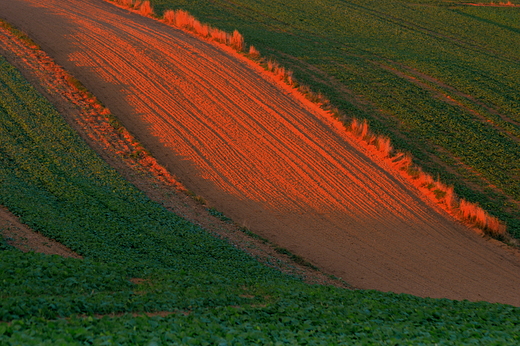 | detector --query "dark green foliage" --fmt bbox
[207,207,233,223]
[2,277,520,344]
[0,251,131,297]
[0,250,276,321]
